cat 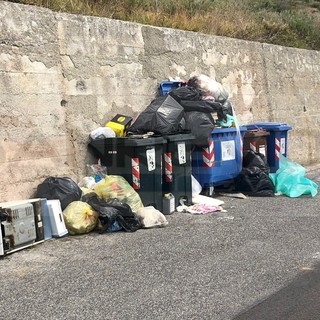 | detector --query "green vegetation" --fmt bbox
[8,0,320,50]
